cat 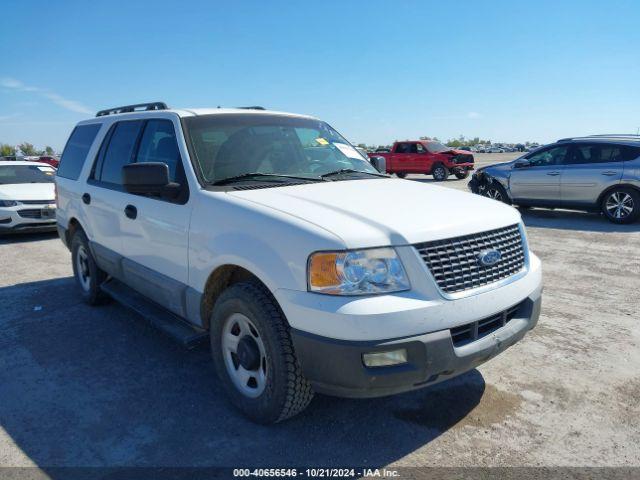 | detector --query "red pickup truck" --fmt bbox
[368,140,474,181]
